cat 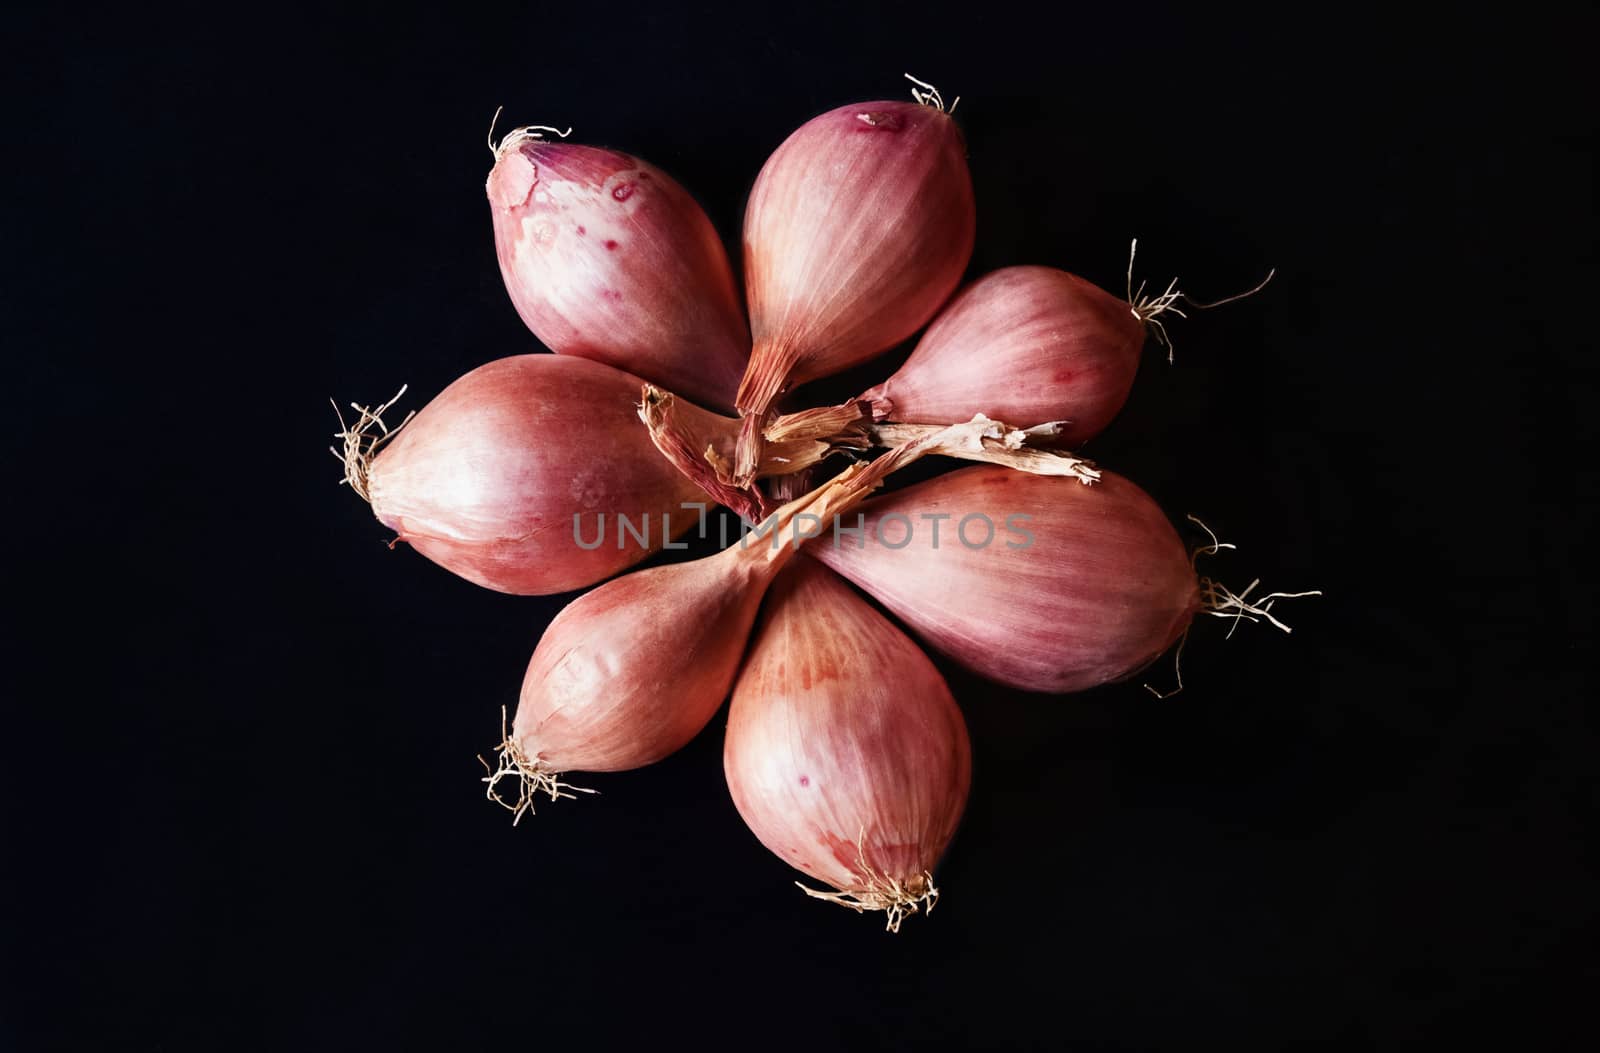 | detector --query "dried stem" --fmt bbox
[729,350,801,489]
[1126,238,1276,363]
[639,386,873,519]
[730,414,1016,569]
[762,401,873,446]
[645,384,1100,526]
[1144,515,1322,698]
[478,706,596,824]
[763,467,819,505]
[639,386,769,521]
[329,386,413,503]
[871,418,1100,483]
[796,829,940,933]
